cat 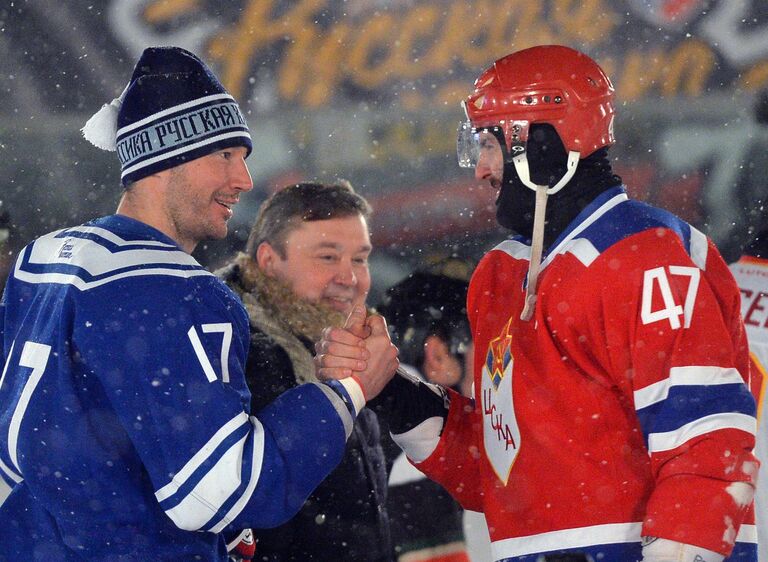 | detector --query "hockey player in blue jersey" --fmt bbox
[0,46,398,561]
